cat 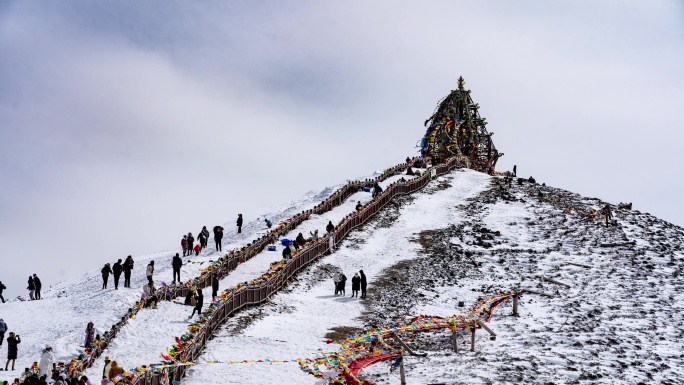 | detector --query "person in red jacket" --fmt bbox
[193,243,201,256]
[181,235,188,256]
